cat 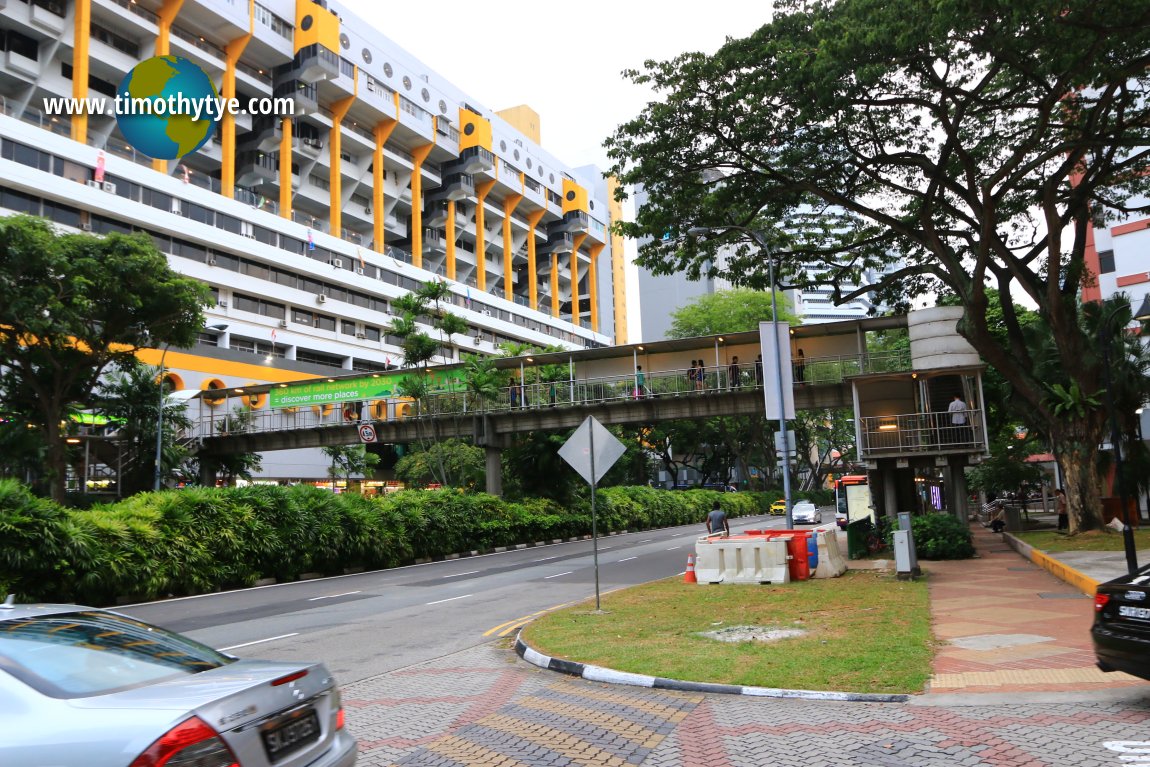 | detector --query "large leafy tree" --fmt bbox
[667,288,795,339]
[607,0,1150,531]
[0,216,211,501]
